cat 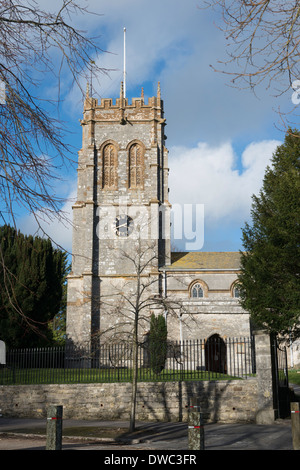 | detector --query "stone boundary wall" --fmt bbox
[0,379,258,423]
